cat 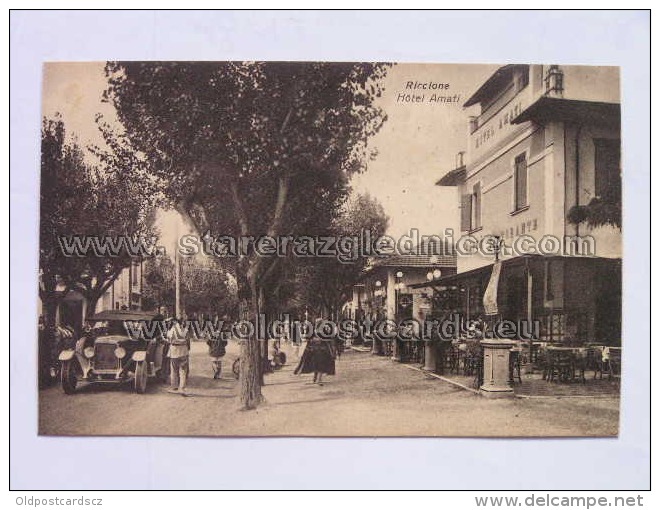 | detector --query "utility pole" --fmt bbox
[175,219,181,318]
